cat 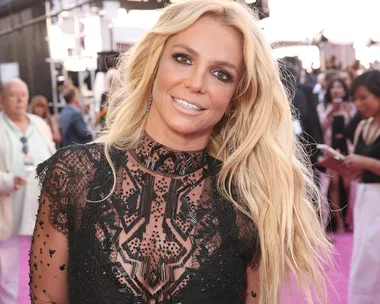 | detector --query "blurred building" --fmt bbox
[0,0,52,101]
[0,0,269,117]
